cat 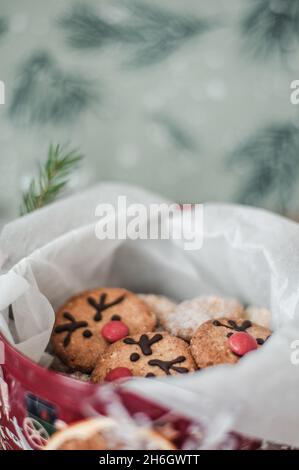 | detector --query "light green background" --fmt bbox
[0,0,298,224]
